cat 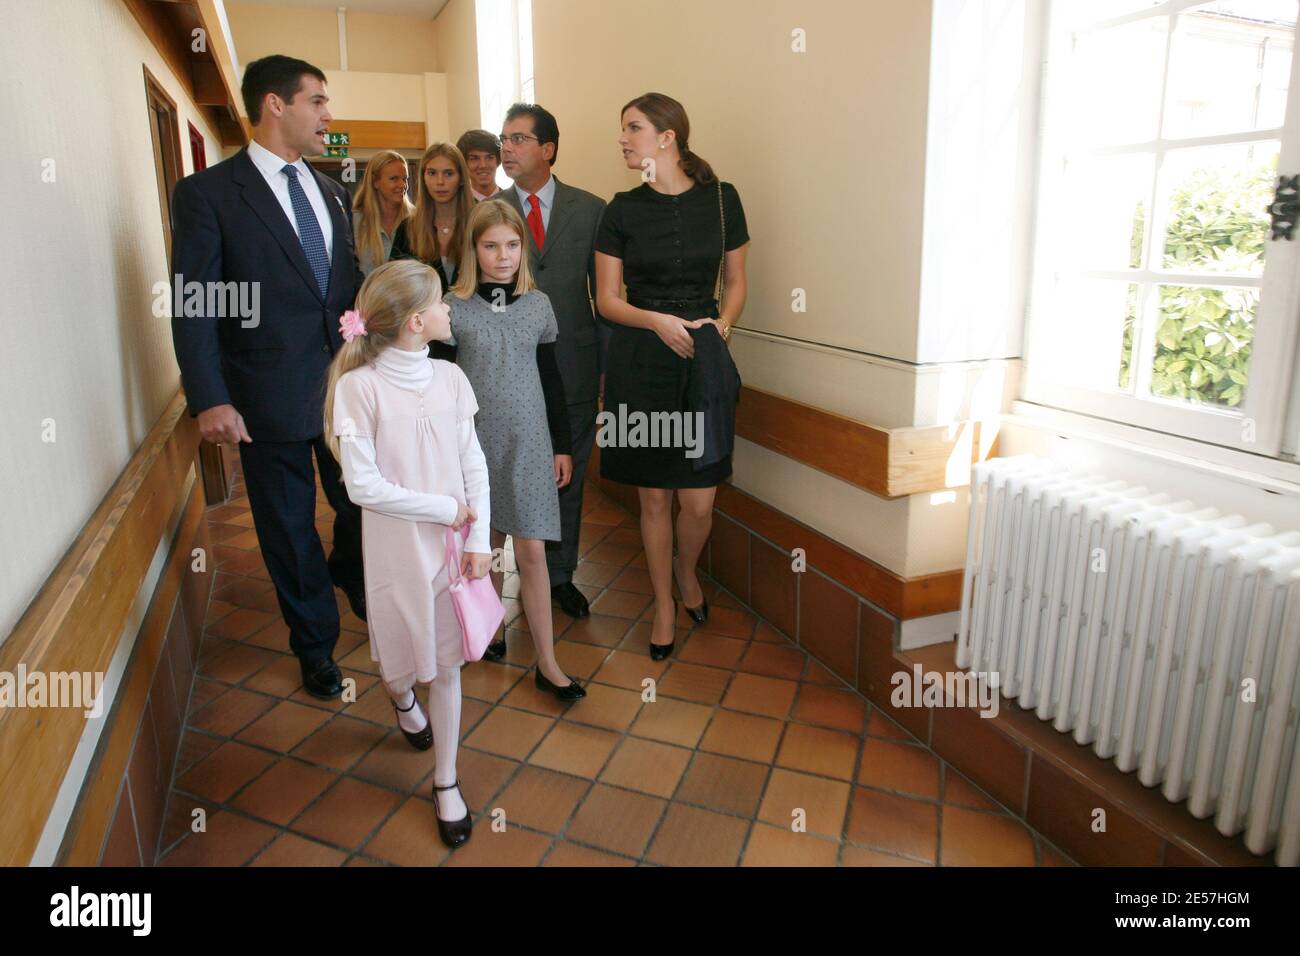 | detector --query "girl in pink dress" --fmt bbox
[324,259,491,849]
